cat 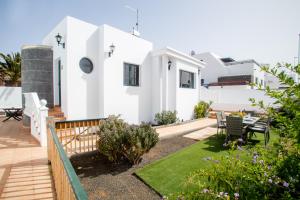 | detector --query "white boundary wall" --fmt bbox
[24,93,48,146]
[200,87,275,112]
[0,87,22,110]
